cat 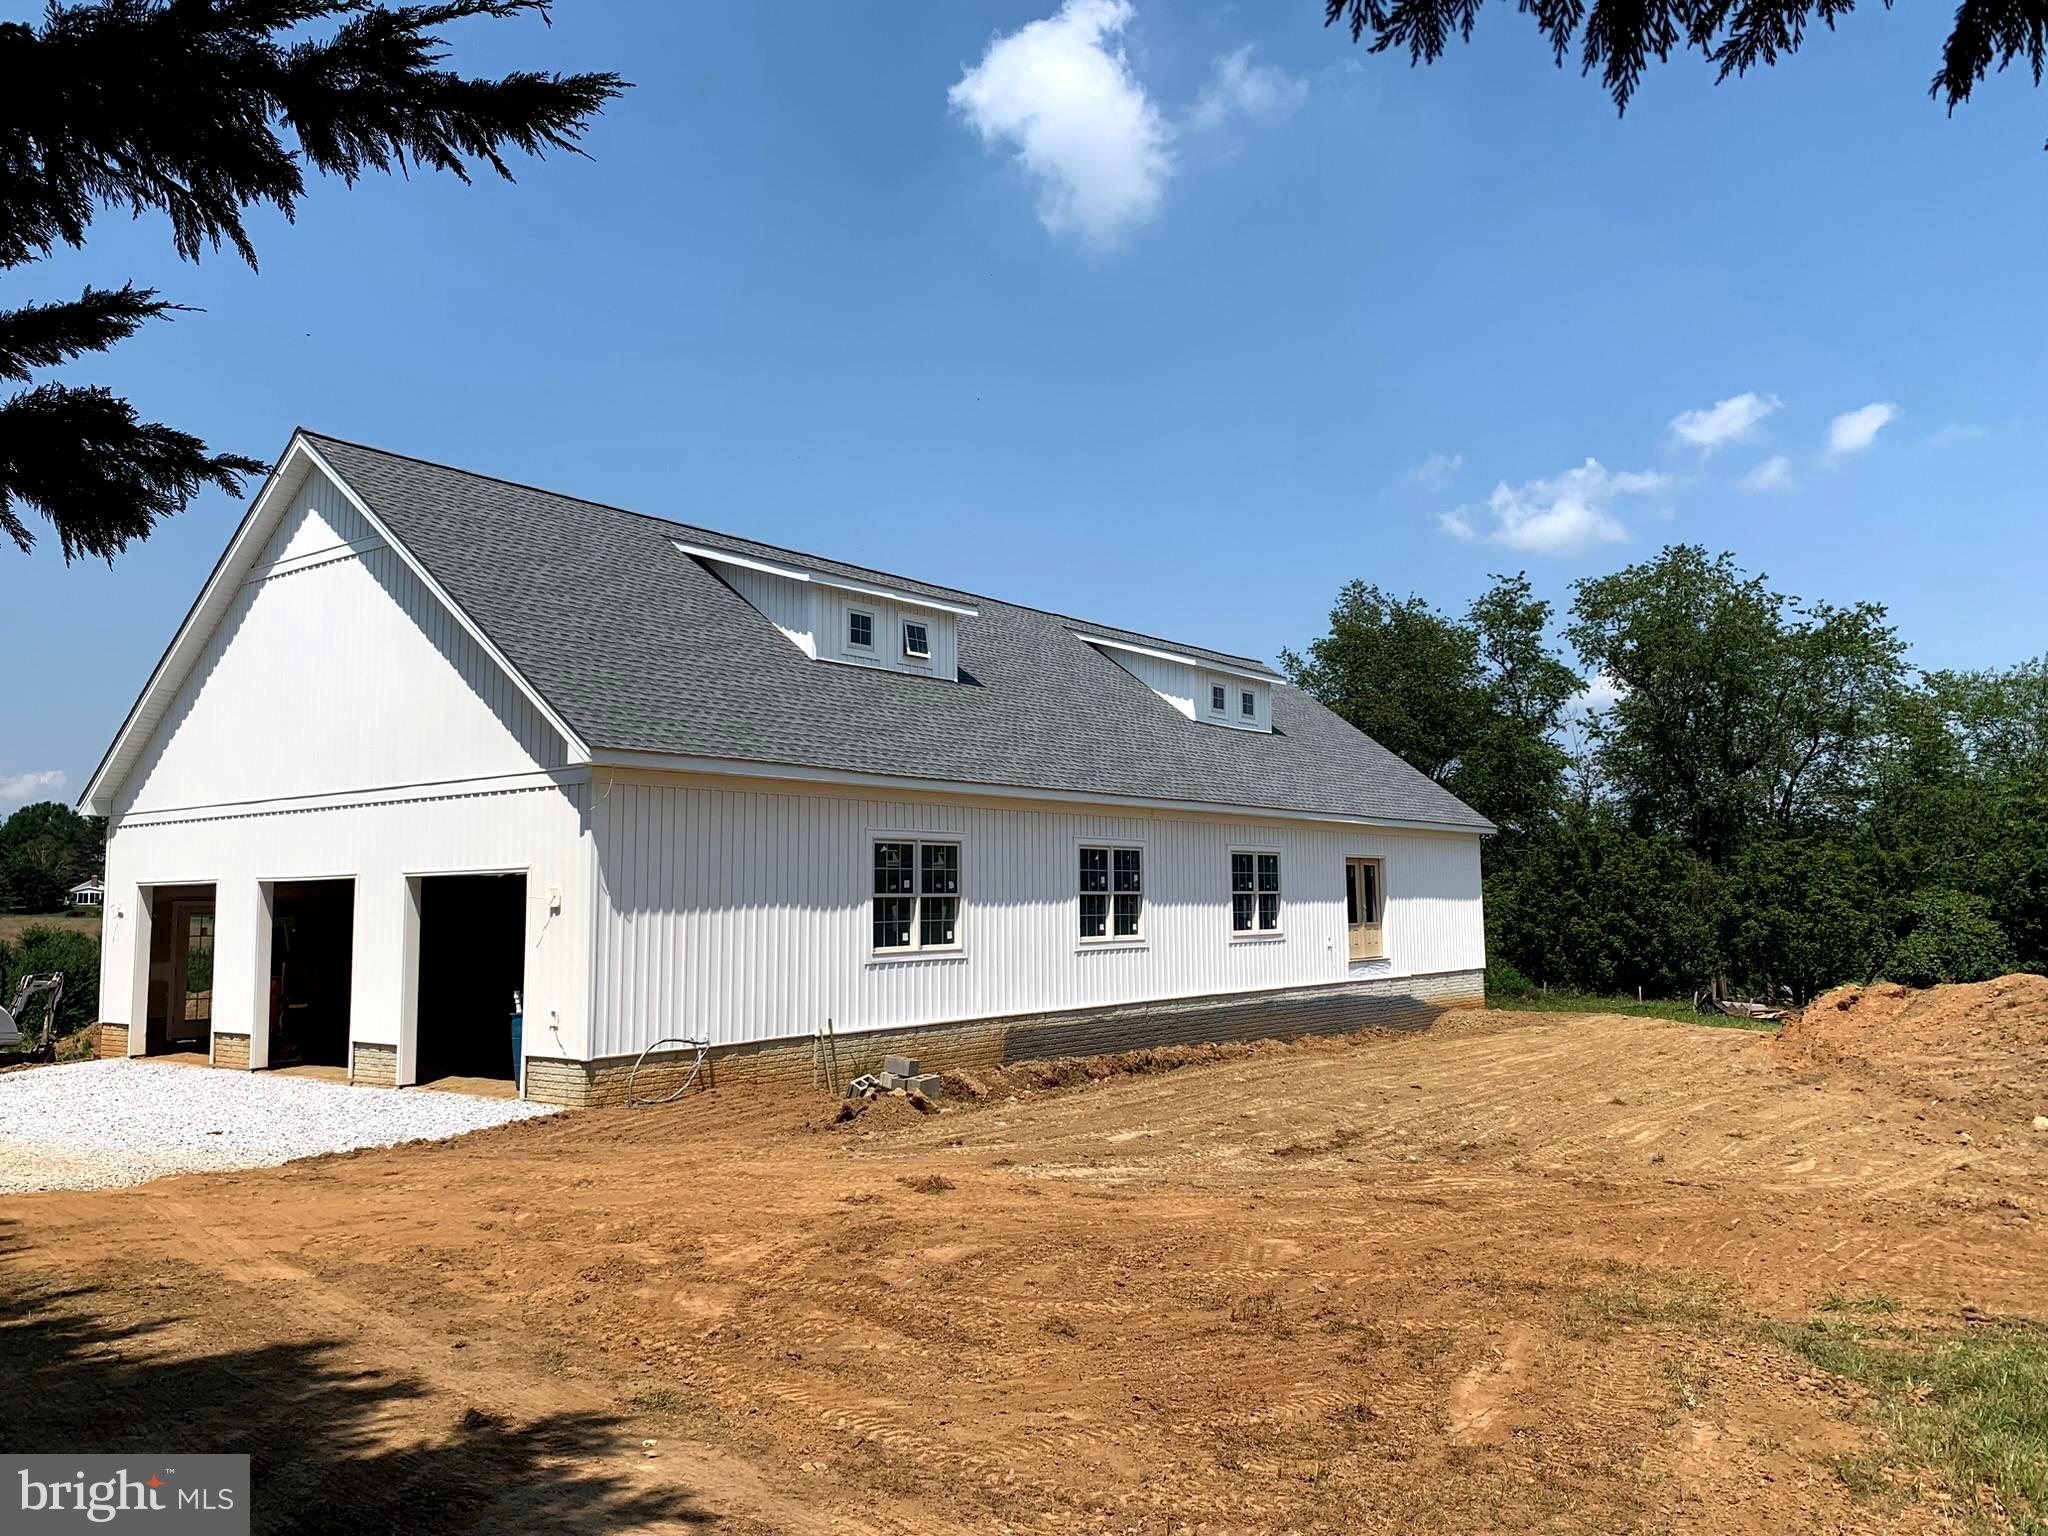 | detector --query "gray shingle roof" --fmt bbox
[304,433,1491,832]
